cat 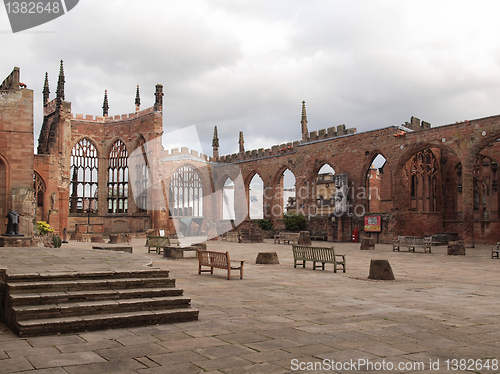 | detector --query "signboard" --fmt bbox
[364,215,381,232]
